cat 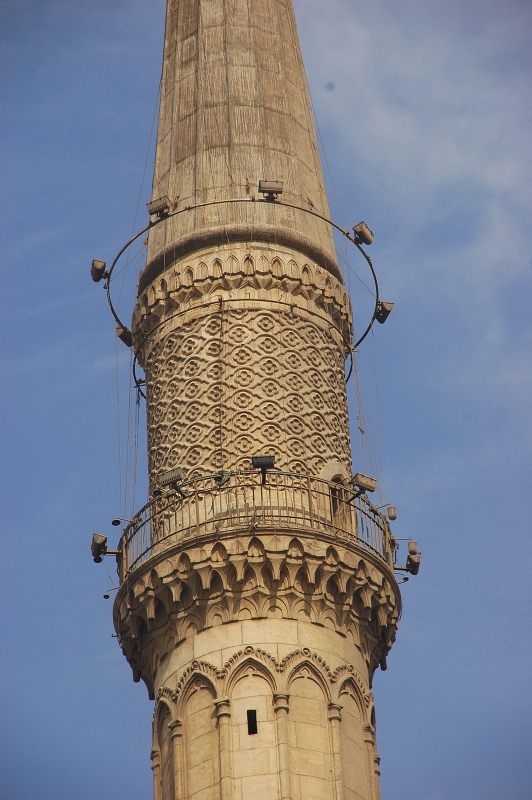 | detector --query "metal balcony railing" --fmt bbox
[119,471,393,578]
